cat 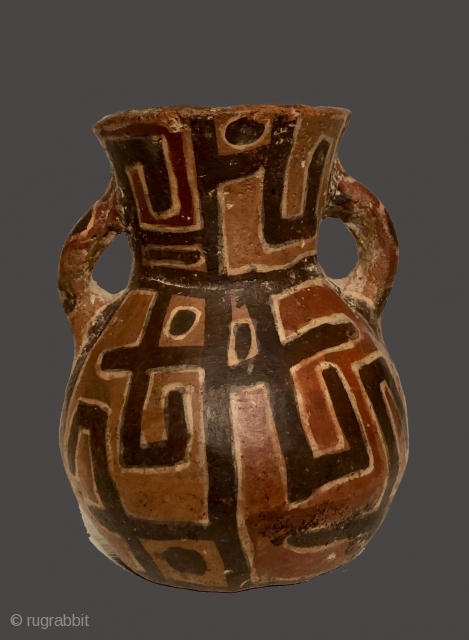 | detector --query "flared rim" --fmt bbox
[93,104,351,137]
